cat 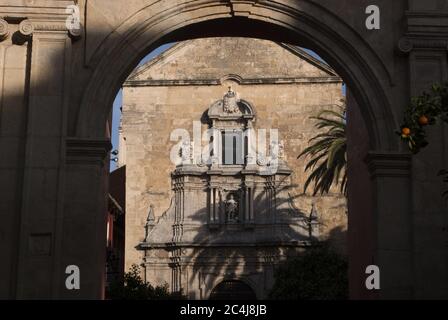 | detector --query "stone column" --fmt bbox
[243,179,255,228]
[250,187,254,221]
[208,184,219,227]
[213,188,219,222]
[244,187,250,222]
[367,152,413,299]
